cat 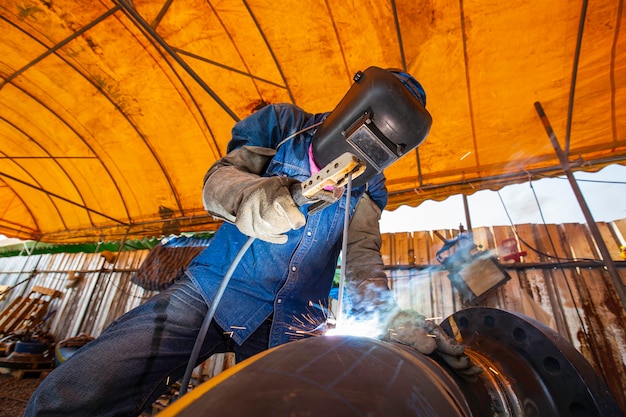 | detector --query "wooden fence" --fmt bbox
[0,219,625,409]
